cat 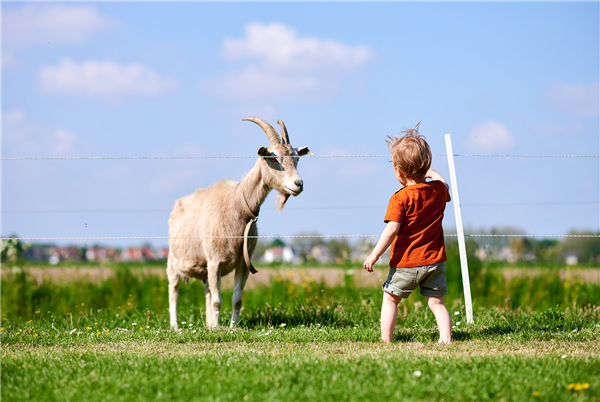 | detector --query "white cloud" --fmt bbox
[2,109,79,157]
[545,81,599,117]
[223,22,373,72]
[202,22,374,100]
[466,121,515,152]
[39,59,178,97]
[3,4,114,48]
